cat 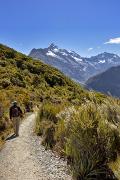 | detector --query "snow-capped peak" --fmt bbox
[48,43,58,50]
[29,44,120,83]
[53,48,59,53]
